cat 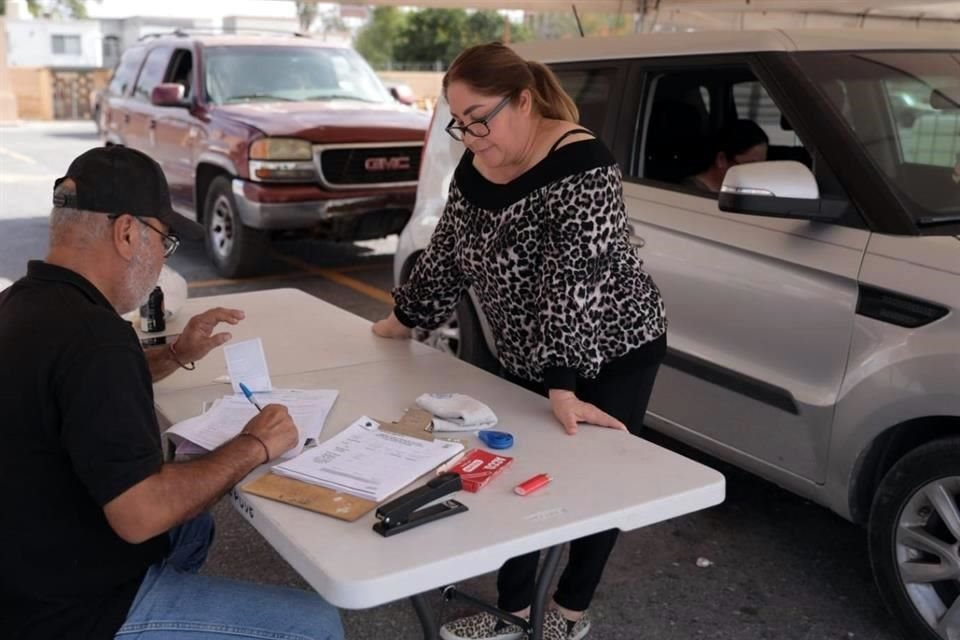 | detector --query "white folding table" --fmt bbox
[145,288,436,393]
[152,290,725,639]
